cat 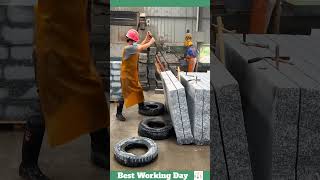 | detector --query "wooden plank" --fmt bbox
[216,16,225,64]
[0,120,26,124]
[0,120,26,131]
[272,0,281,34]
[285,0,320,6]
